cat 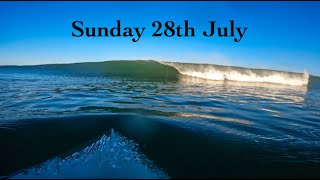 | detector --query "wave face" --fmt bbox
[29,60,179,81]
[161,62,309,86]
[10,129,168,179]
